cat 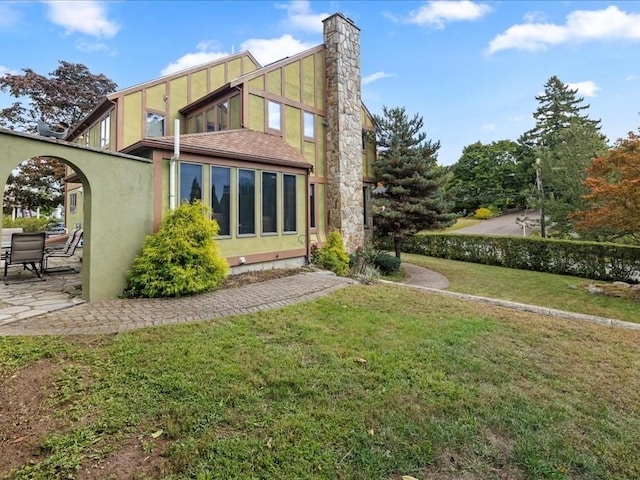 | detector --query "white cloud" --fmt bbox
[240,34,315,65]
[362,71,393,85]
[567,80,600,97]
[482,123,496,131]
[523,11,547,23]
[277,0,328,34]
[76,40,110,52]
[406,1,491,28]
[0,66,19,76]
[161,47,230,76]
[488,5,640,54]
[625,74,639,81]
[44,0,119,38]
[507,115,525,122]
[0,3,20,27]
